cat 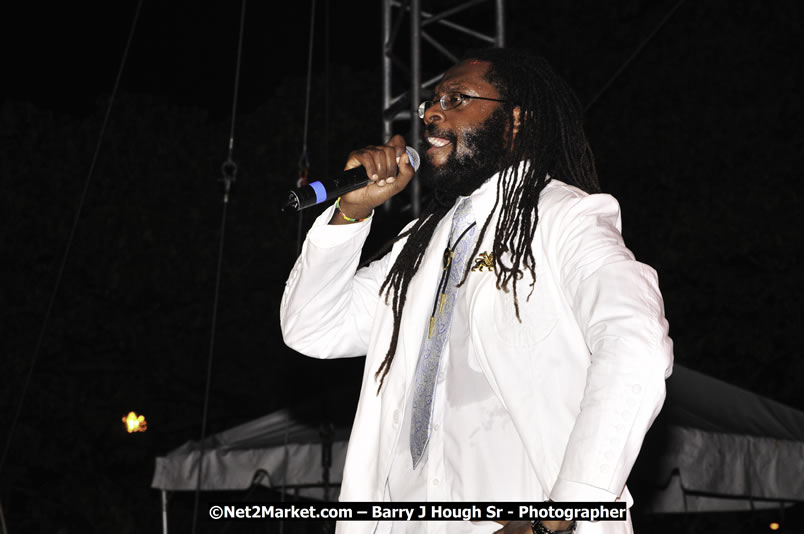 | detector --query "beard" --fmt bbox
[418,106,510,205]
